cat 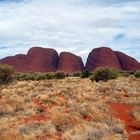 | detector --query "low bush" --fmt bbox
[0,64,15,84]
[134,71,140,78]
[91,68,119,82]
[15,72,48,81]
[73,72,81,77]
[119,71,134,77]
[52,72,65,79]
[45,73,53,80]
[15,72,65,81]
[15,72,36,81]
[81,70,91,78]
[35,73,46,80]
